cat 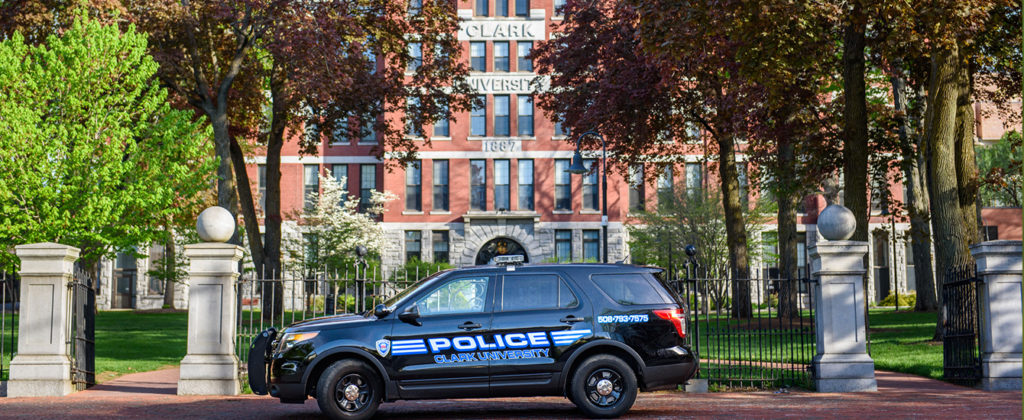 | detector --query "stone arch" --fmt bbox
[460,224,543,266]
